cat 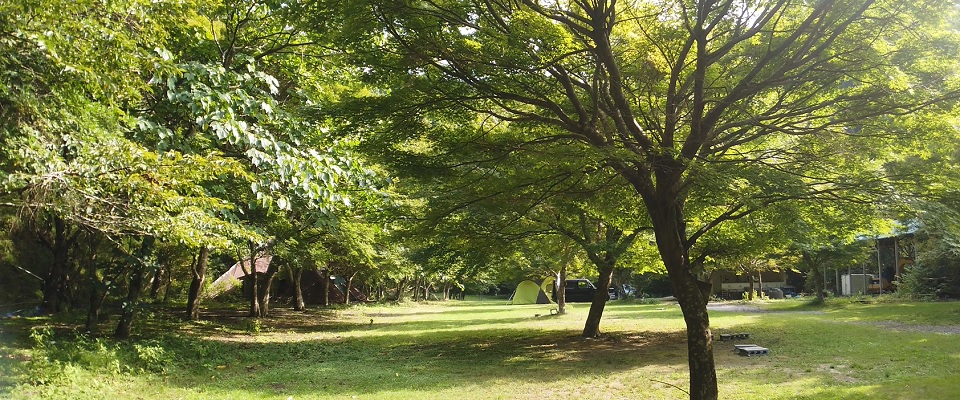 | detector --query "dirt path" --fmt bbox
[706,303,824,314]
[706,302,960,334]
[843,321,960,335]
